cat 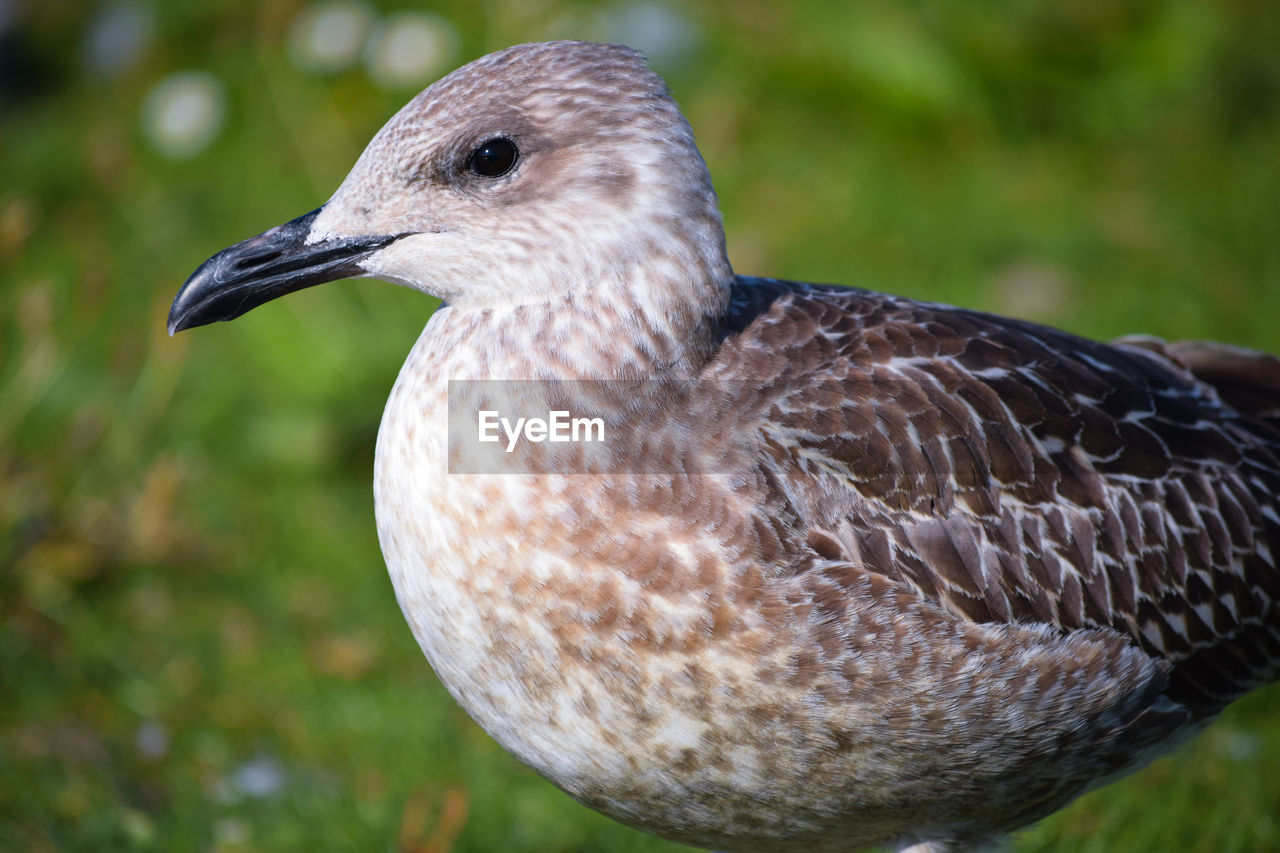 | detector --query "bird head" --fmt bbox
[168,40,730,334]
